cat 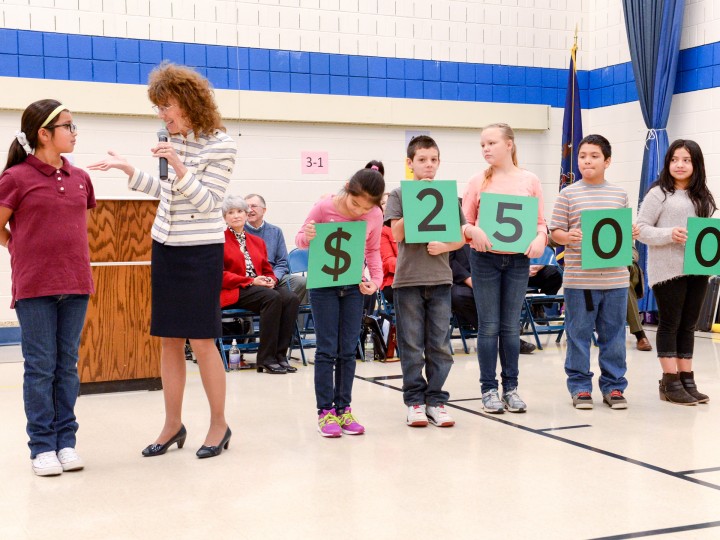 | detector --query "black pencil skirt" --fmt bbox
[150,240,223,339]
